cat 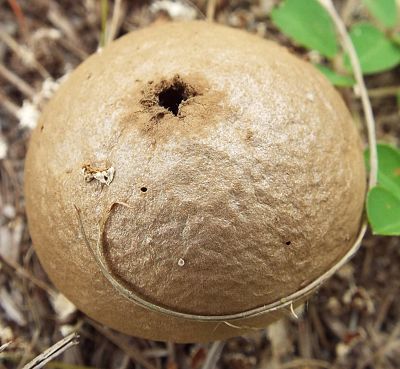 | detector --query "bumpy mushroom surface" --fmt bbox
[25,21,366,342]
